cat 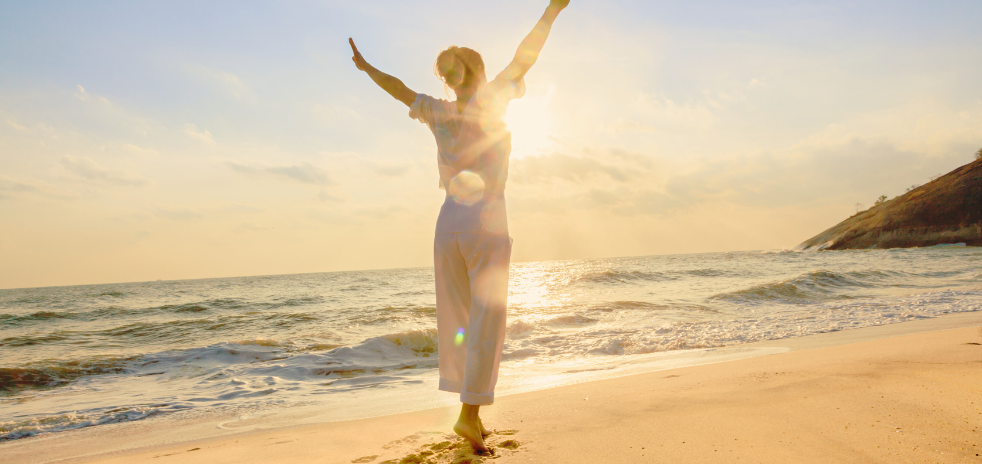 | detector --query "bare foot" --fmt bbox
[477,417,491,437]
[453,419,490,454]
